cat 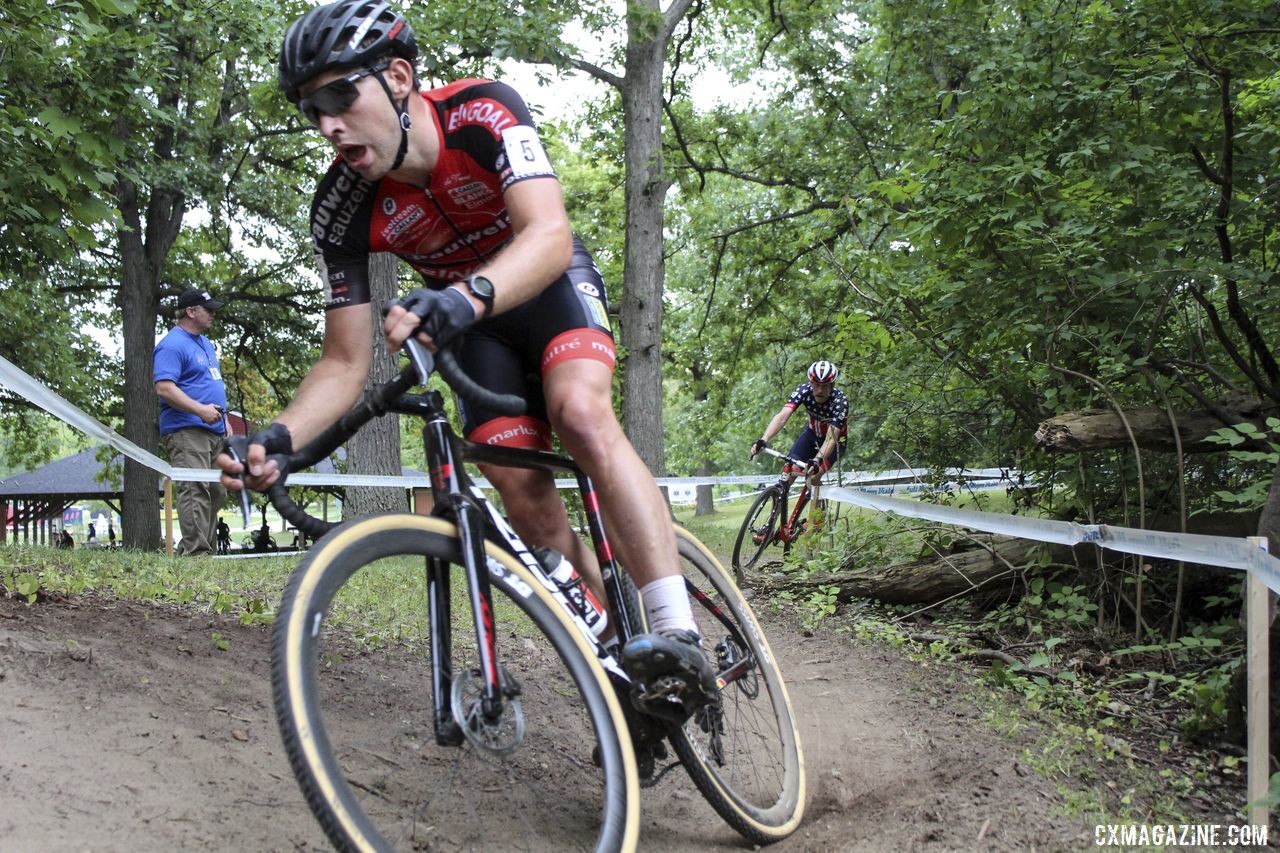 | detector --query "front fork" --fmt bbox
[777,476,817,542]
[423,414,507,745]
